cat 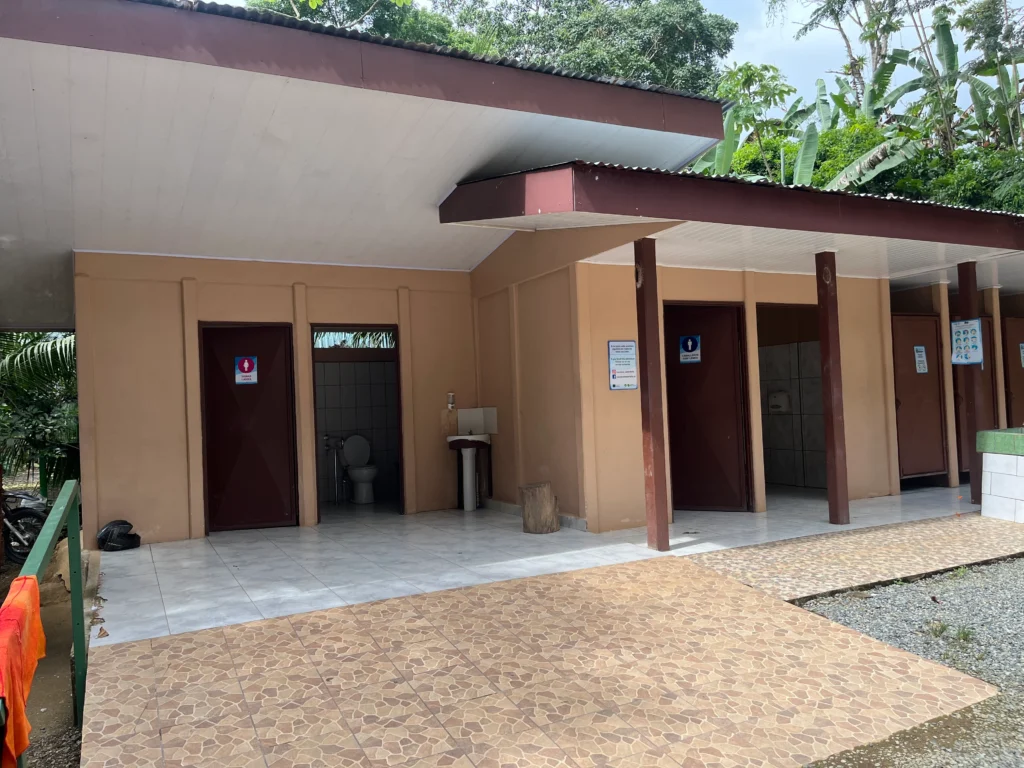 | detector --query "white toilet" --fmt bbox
[344,435,377,504]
